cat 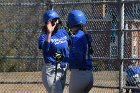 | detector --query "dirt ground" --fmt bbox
[0,71,122,93]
